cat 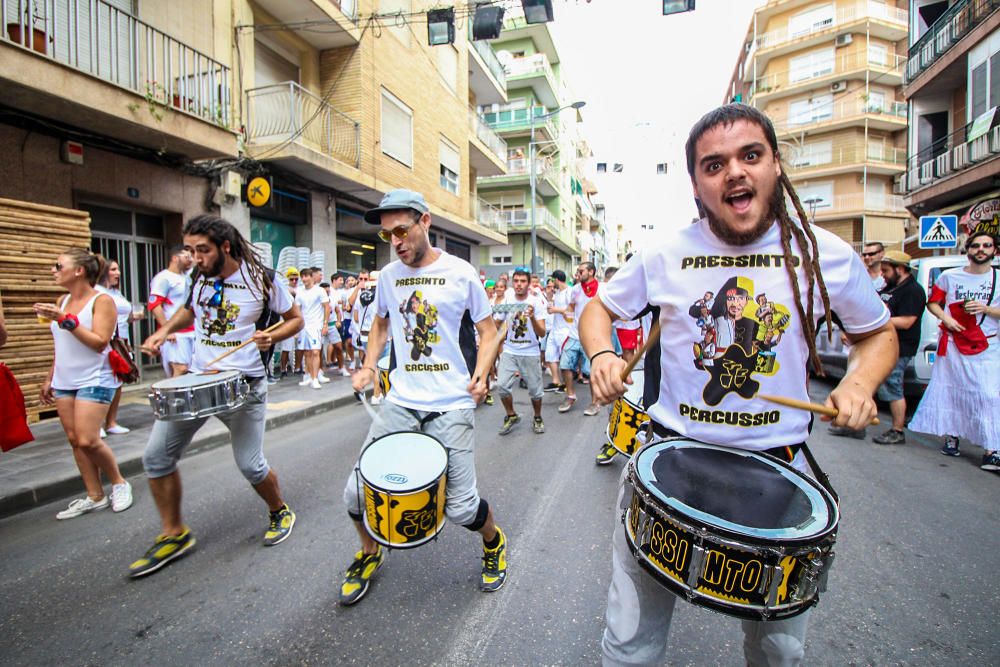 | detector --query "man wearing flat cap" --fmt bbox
[871,250,925,445]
